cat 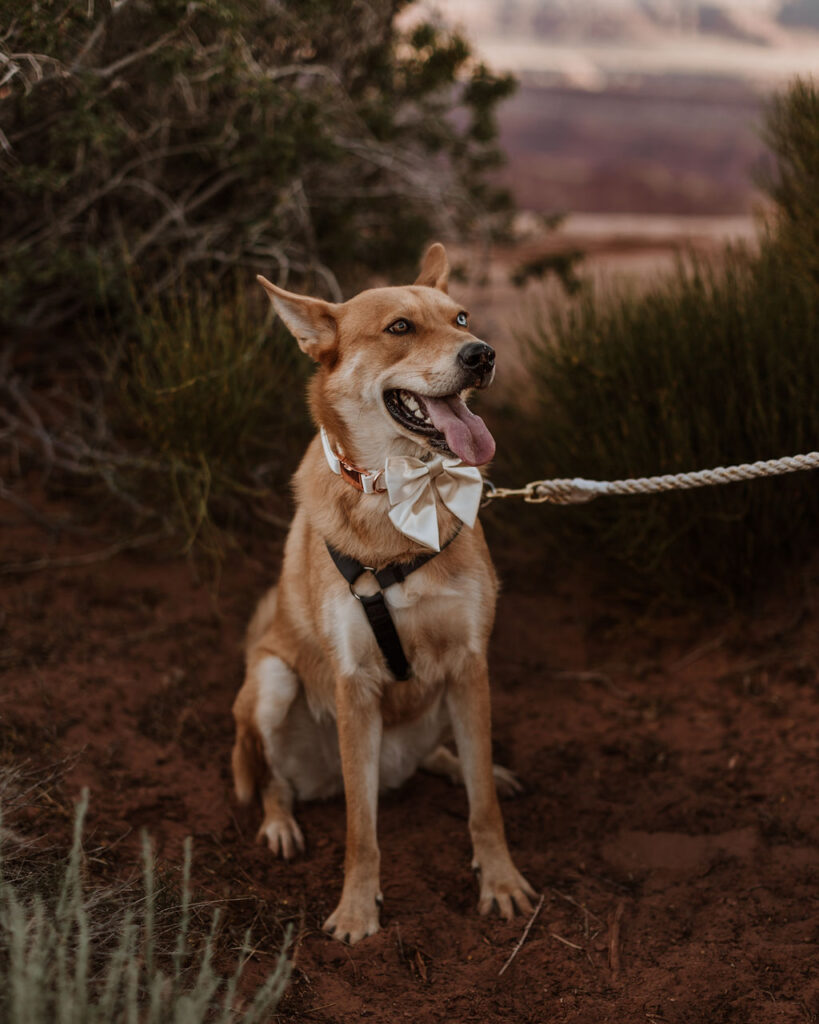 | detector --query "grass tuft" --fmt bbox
[0,789,291,1023]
